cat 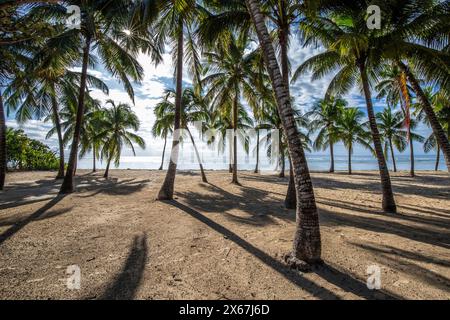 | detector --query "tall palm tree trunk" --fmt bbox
[279,132,285,178]
[187,127,207,183]
[158,25,183,200]
[92,146,96,172]
[246,0,321,265]
[398,62,450,172]
[359,64,397,213]
[104,157,112,178]
[348,145,352,175]
[254,128,259,173]
[329,139,335,173]
[280,25,296,207]
[408,127,414,177]
[435,144,440,171]
[232,88,239,184]
[158,134,167,170]
[389,138,397,172]
[285,157,296,209]
[60,36,91,194]
[0,89,6,191]
[50,92,65,179]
